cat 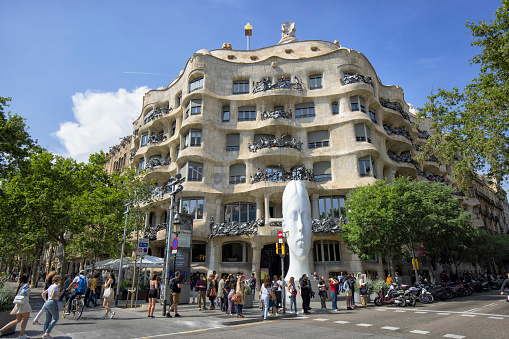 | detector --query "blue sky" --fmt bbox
[0,0,503,162]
